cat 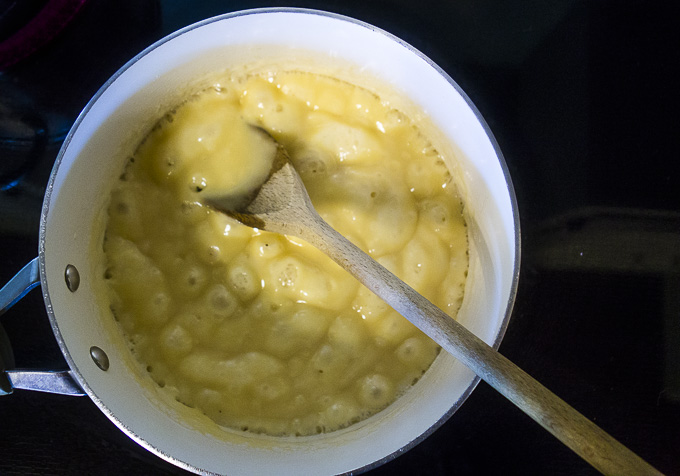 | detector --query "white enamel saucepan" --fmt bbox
[0,9,519,475]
